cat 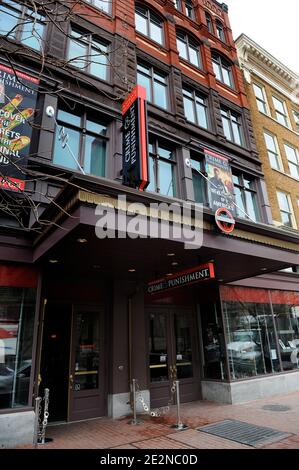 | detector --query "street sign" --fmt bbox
[215,207,235,234]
